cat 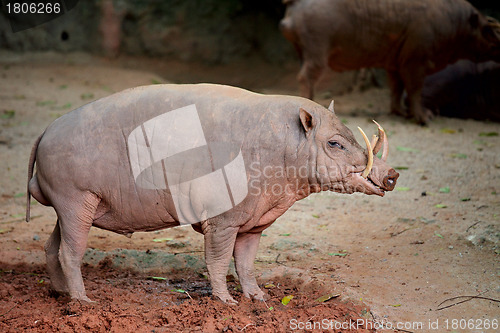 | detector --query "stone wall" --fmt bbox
[0,0,498,64]
[0,0,292,64]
